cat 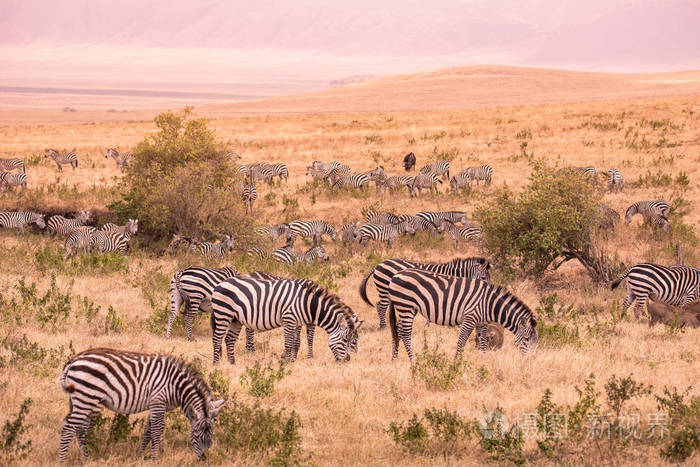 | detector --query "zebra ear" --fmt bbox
[210,399,225,417]
[356,320,364,330]
[530,317,537,328]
